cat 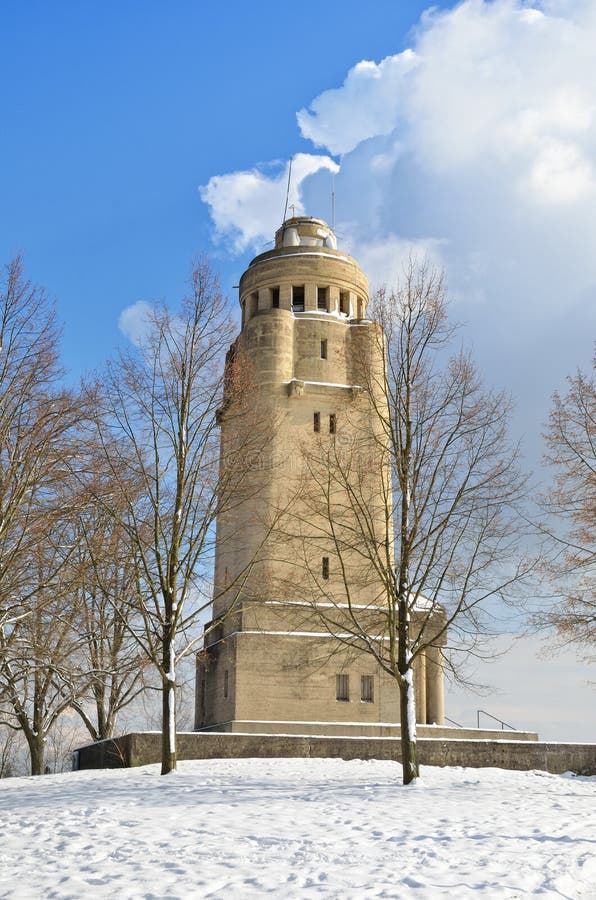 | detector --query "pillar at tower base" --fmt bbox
[425,645,445,726]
